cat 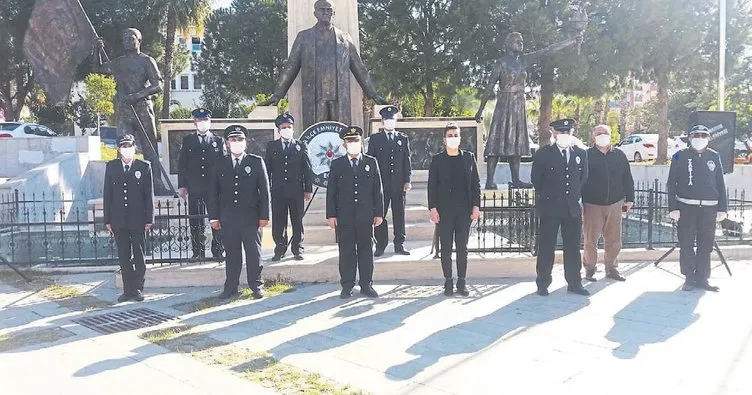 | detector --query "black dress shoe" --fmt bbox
[294,254,304,261]
[374,248,385,257]
[536,288,549,296]
[695,282,720,292]
[117,292,132,303]
[456,278,470,297]
[218,289,239,300]
[132,289,145,302]
[394,247,411,256]
[485,183,498,190]
[606,271,627,282]
[444,279,454,296]
[360,285,379,298]
[567,286,591,296]
[584,268,597,282]
[271,254,284,262]
[340,288,353,299]
[250,288,265,299]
